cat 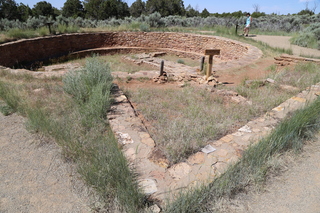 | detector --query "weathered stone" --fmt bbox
[139,179,158,195]
[213,162,228,174]
[141,137,155,147]
[290,96,306,103]
[168,162,191,180]
[201,145,216,154]
[149,170,166,180]
[232,131,243,136]
[207,155,218,165]
[148,148,169,168]
[148,204,161,213]
[214,149,229,157]
[216,89,238,96]
[115,132,134,144]
[187,152,205,165]
[266,78,275,83]
[238,125,252,133]
[207,76,218,82]
[150,52,166,57]
[114,95,127,103]
[124,148,136,161]
[220,135,233,143]
[231,95,247,104]
[272,106,284,112]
